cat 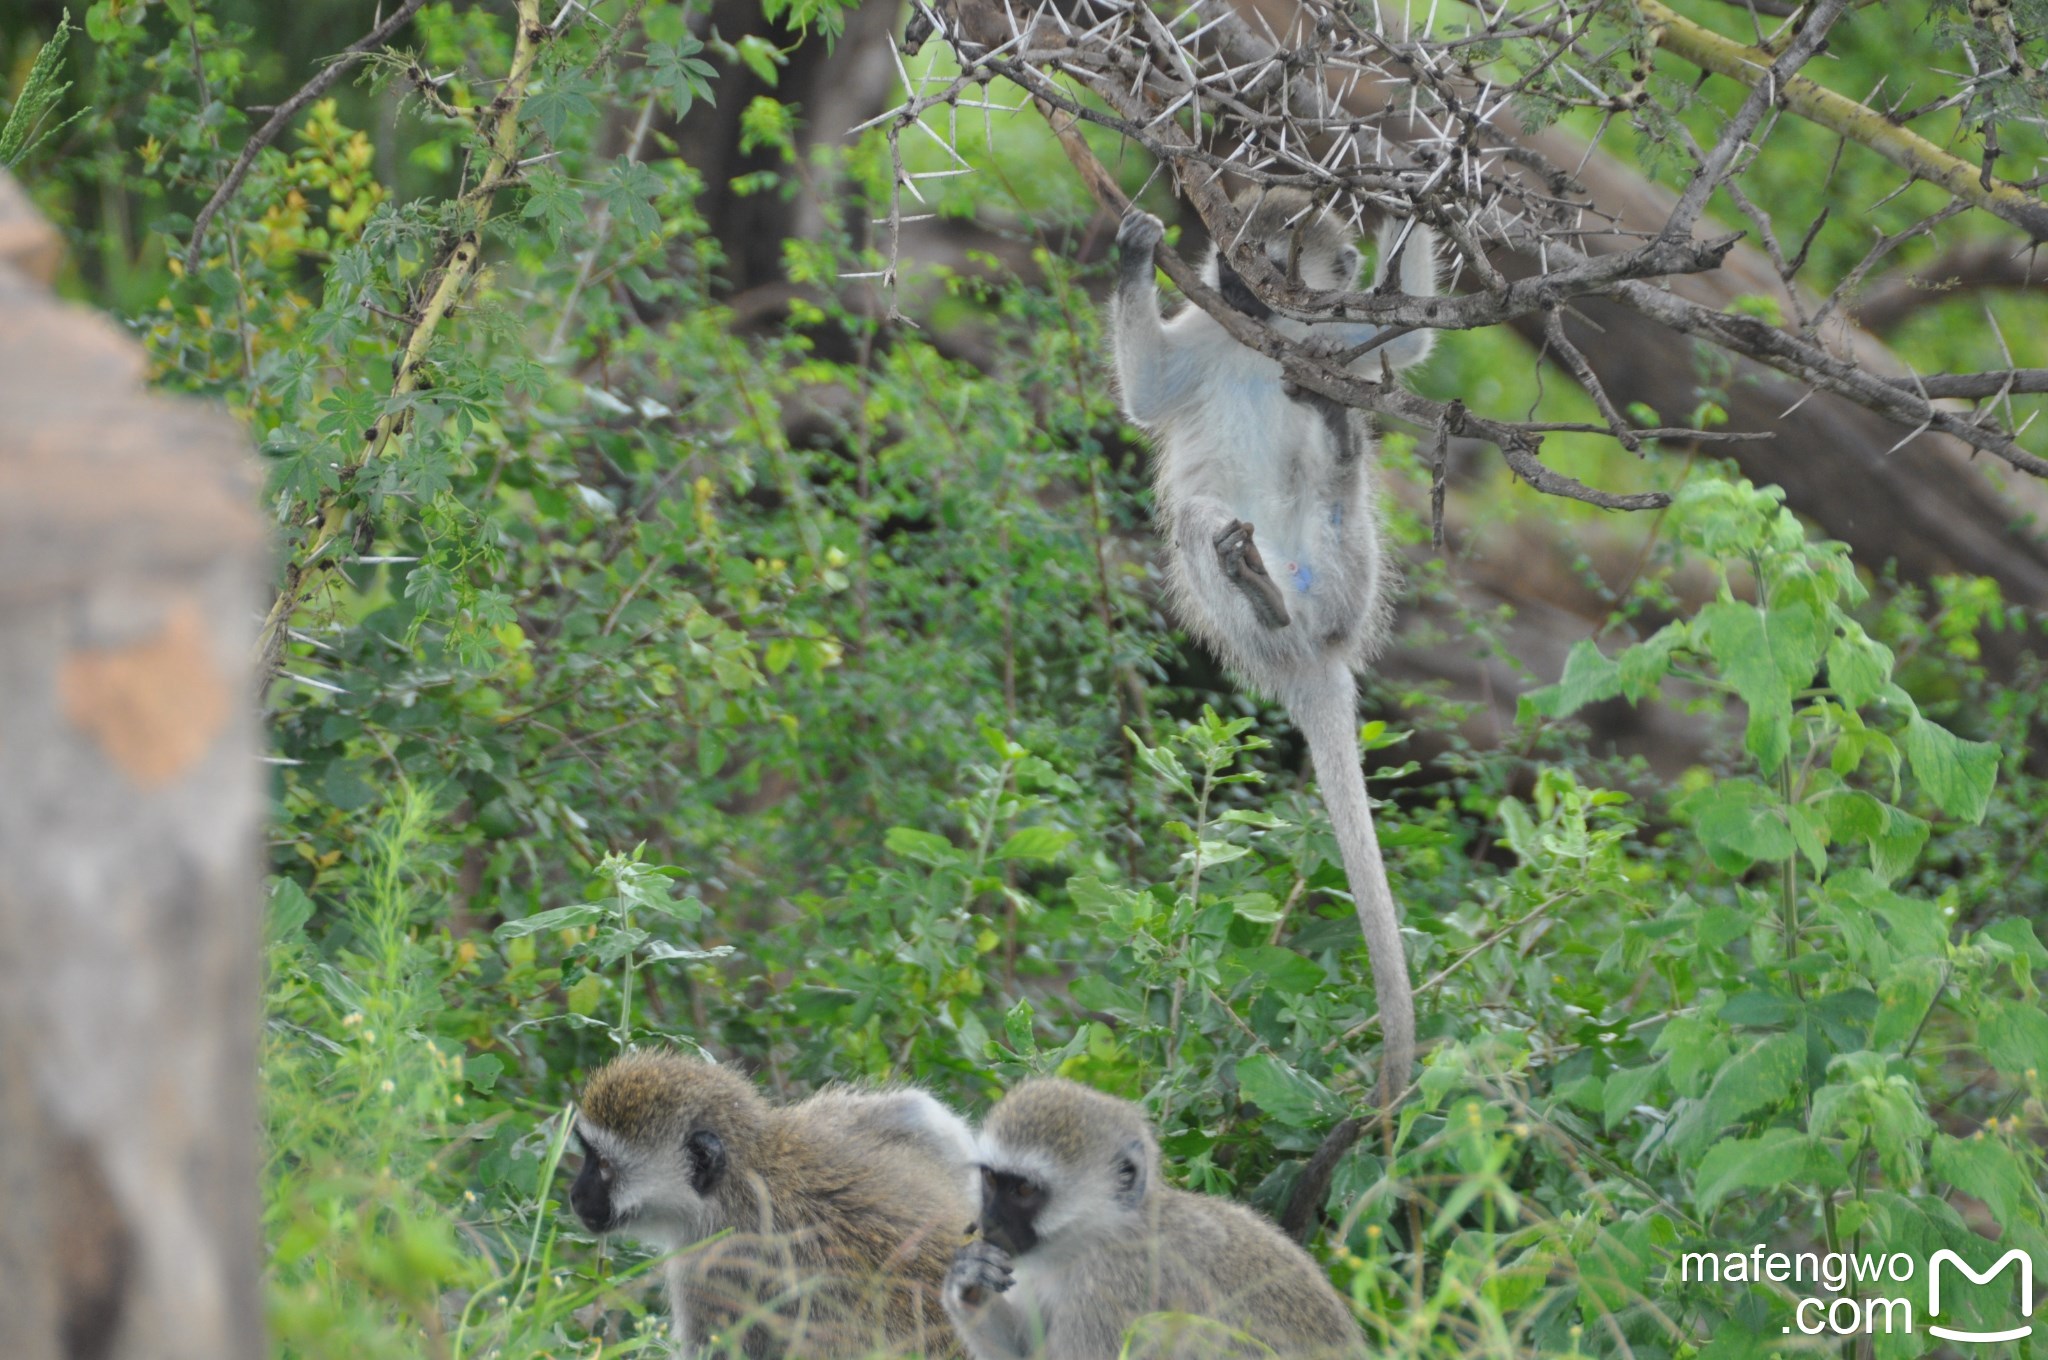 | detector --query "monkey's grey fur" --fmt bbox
[943,1078,1365,1359]
[1108,188,1437,1111]
[572,1051,977,1357]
